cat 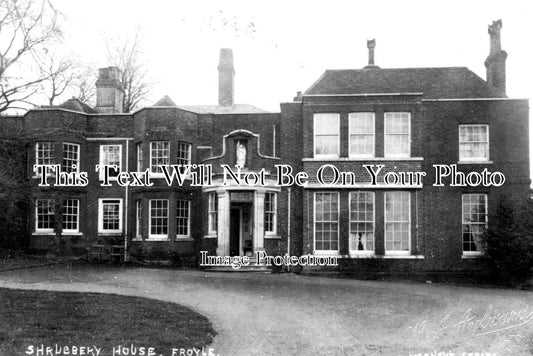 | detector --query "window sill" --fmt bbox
[204,234,218,239]
[462,253,485,259]
[303,157,424,162]
[61,231,83,236]
[146,237,170,241]
[382,255,425,259]
[457,160,493,165]
[131,238,143,242]
[264,234,280,239]
[175,237,194,241]
[32,231,55,236]
[313,251,341,257]
[349,251,375,257]
[98,232,123,236]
